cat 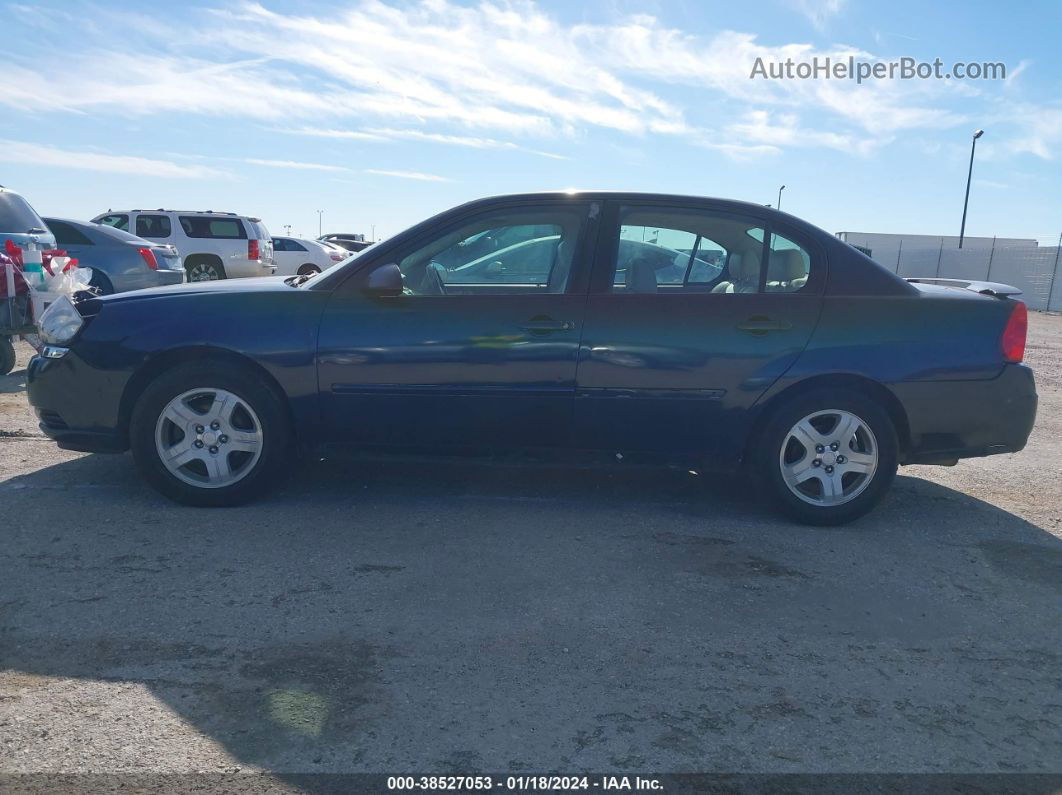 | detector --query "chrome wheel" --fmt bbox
[188,262,220,281]
[154,388,263,489]
[779,409,878,507]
